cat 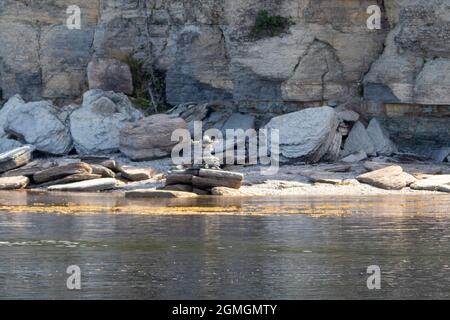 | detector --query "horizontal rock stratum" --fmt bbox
[0,0,449,155]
